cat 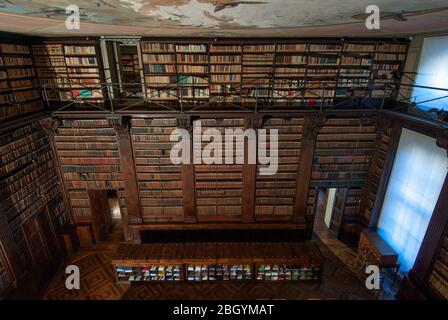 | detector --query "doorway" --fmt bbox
[88,189,123,242]
[118,44,143,98]
[314,188,348,238]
